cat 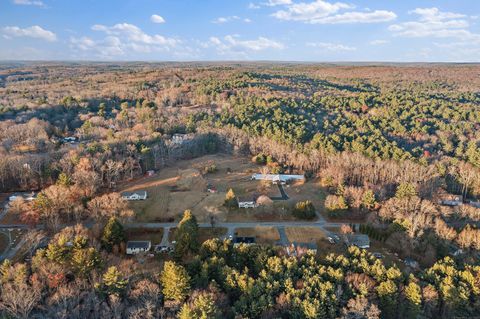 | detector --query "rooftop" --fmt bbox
[126,241,151,249]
